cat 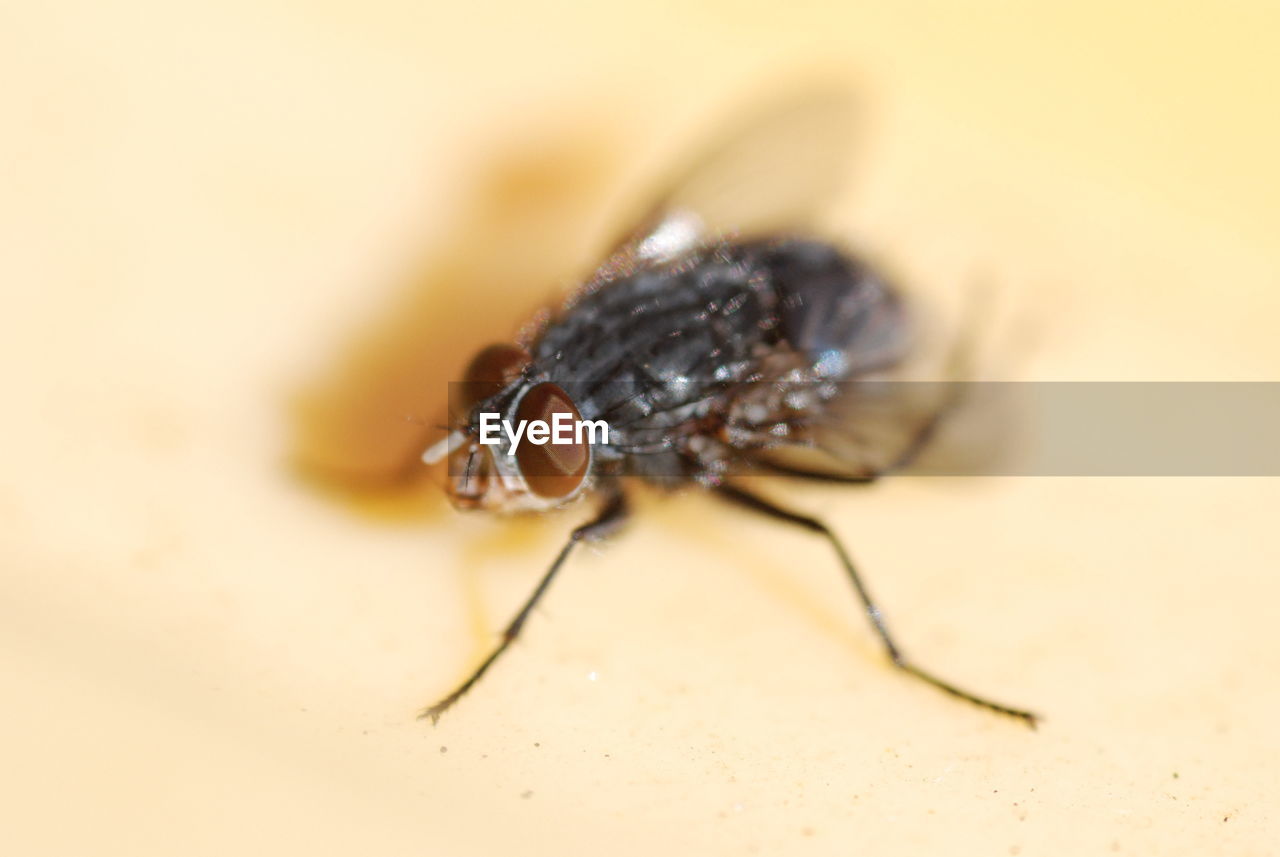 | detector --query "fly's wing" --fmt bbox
[746,290,1004,480]
[788,378,967,478]
[737,365,972,480]
[601,87,861,270]
[593,87,984,479]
